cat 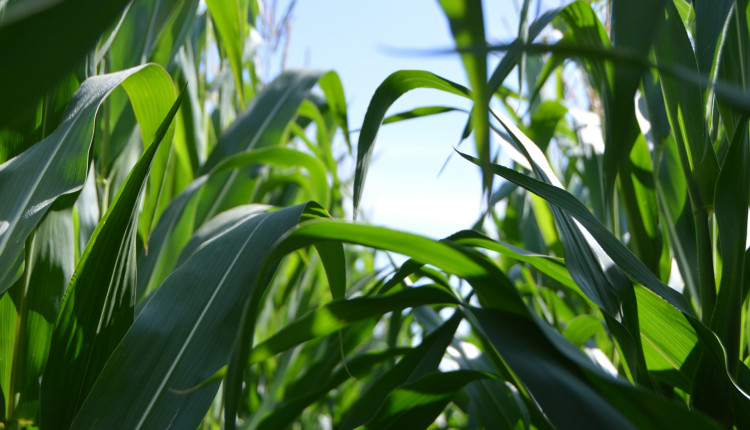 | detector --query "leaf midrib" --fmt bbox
[134,212,270,429]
